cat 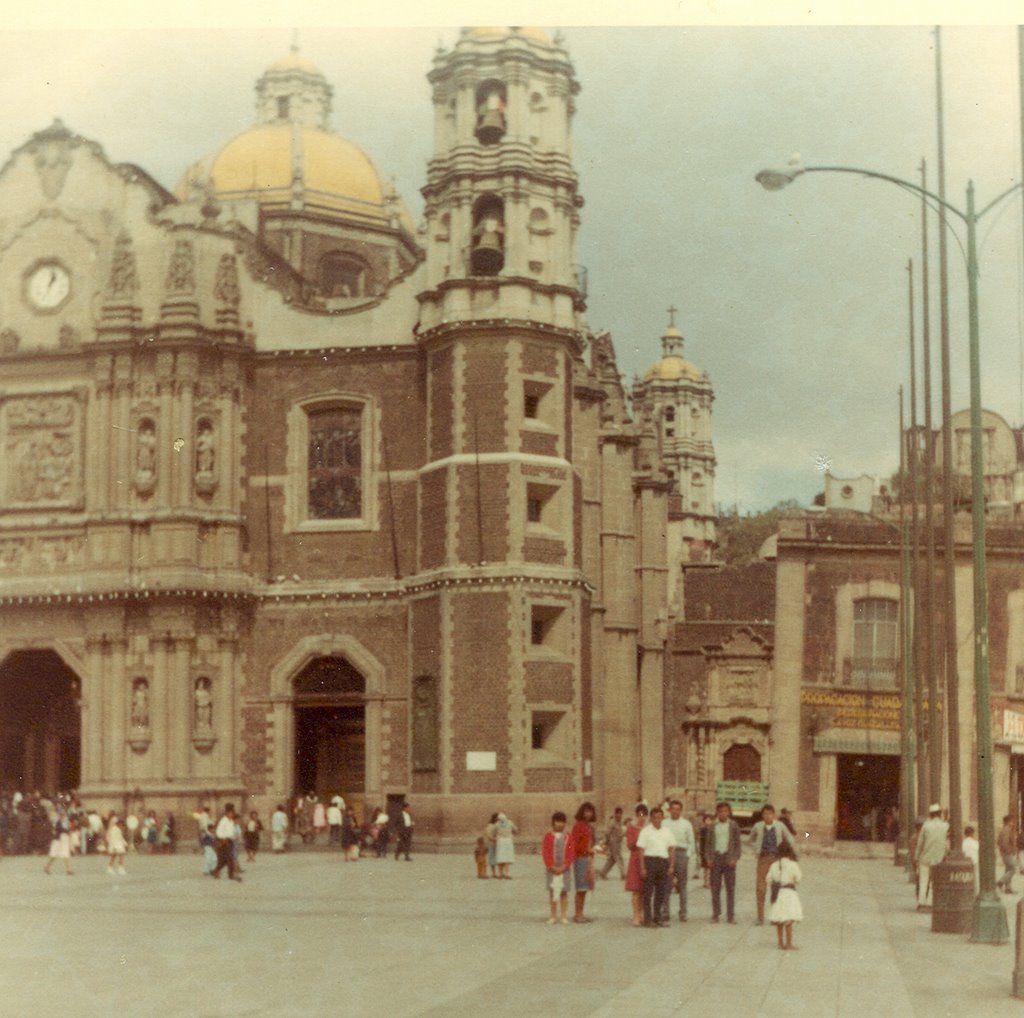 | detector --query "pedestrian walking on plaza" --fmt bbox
[211,804,242,881]
[767,840,802,950]
[542,811,574,924]
[485,813,499,876]
[697,812,714,887]
[43,812,74,875]
[638,806,676,928]
[494,811,517,877]
[327,800,342,847]
[962,825,980,893]
[271,804,289,853]
[106,814,127,875]
[624,804,648,926]
[661,799,695,922]
[372,806,390,857]
[244,811,263,862]
[599,806,626,880]
[570,802,597,921]
[914,804,949,908]
[709,801,741,924]
[474,836,489,878]
[750,804,796,925]
[342,806,361,861]
[312,798,327,843]
[394,802,414,861]
[997,814,1017,892]
[125,810,140,853]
